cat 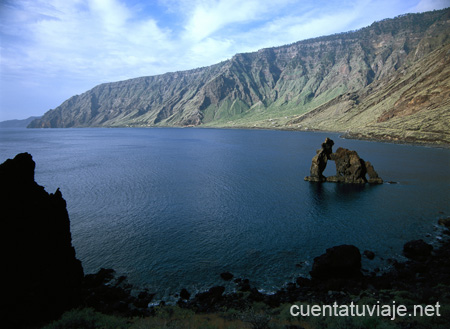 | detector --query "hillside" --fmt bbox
[287,43,450,145]
[0,116,41,128]
[29,9,450,145]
